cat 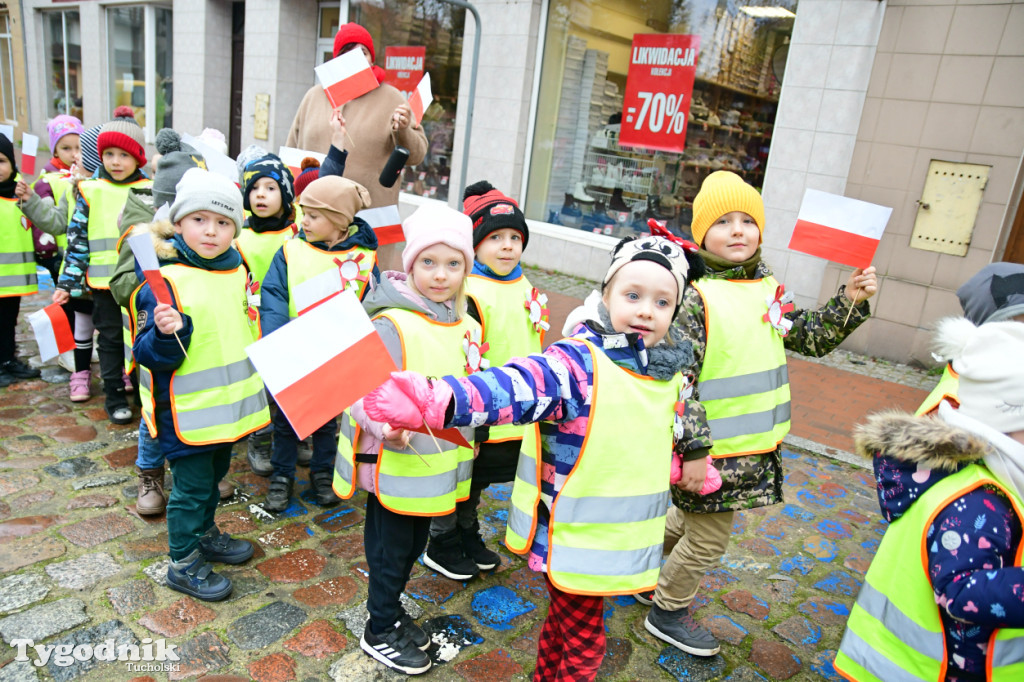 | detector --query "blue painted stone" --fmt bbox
[702,568,739,591]
[810,650,843,681]
[690,593,712,612]
[657,646,727,681]
[312,505,361,531]
[779,555,815,576]
[814,571,862,597]
[759,516,788,540]
[803,535,838,562]
[471,585,535,631]
[780,504,815,522]
[484,509,508,528]
[611,595,636,607]
[781,449,801,460]
[421,614,483,666]
[817,519,851,540]
[797,489,836,509]
[272,499,308,519]
[487,483,512,502]
[703,615,748,645]
[724,667,769,681]
[860,537,880,553]
[773,616,822,647]
[798,598,850,626]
